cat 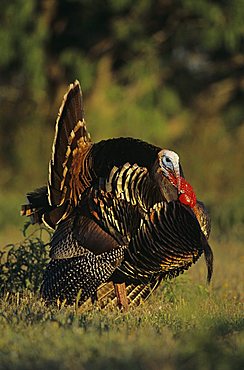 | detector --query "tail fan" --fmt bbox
[48,80,92,223]
[21,81,92,228]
